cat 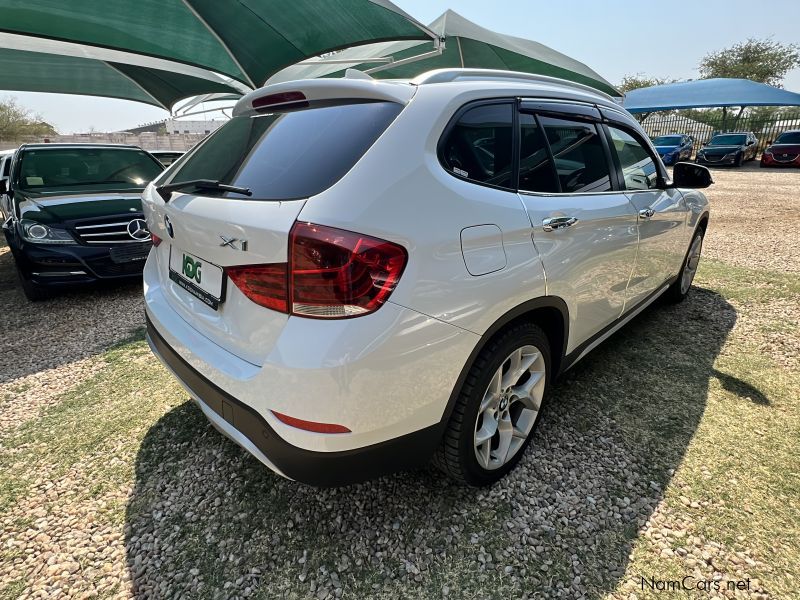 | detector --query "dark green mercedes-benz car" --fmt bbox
[0,144,164,300]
